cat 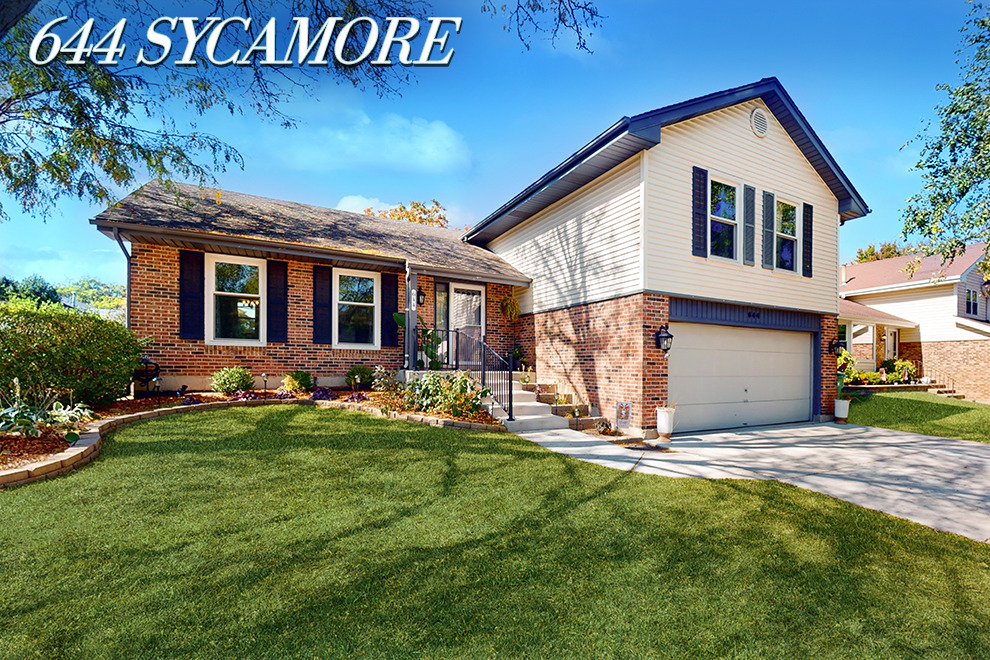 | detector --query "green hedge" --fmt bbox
[0,300,143,405]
